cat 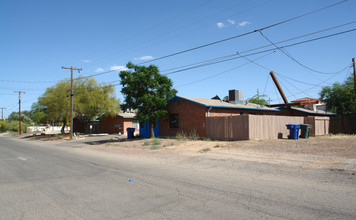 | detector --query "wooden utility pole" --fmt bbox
[352,58,356,103]
[14,91,25,135]
[0,107,5,121]
[62,66,82,140]
[269,71,289,104]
